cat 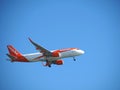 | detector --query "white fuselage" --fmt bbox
[23,49,84,62]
